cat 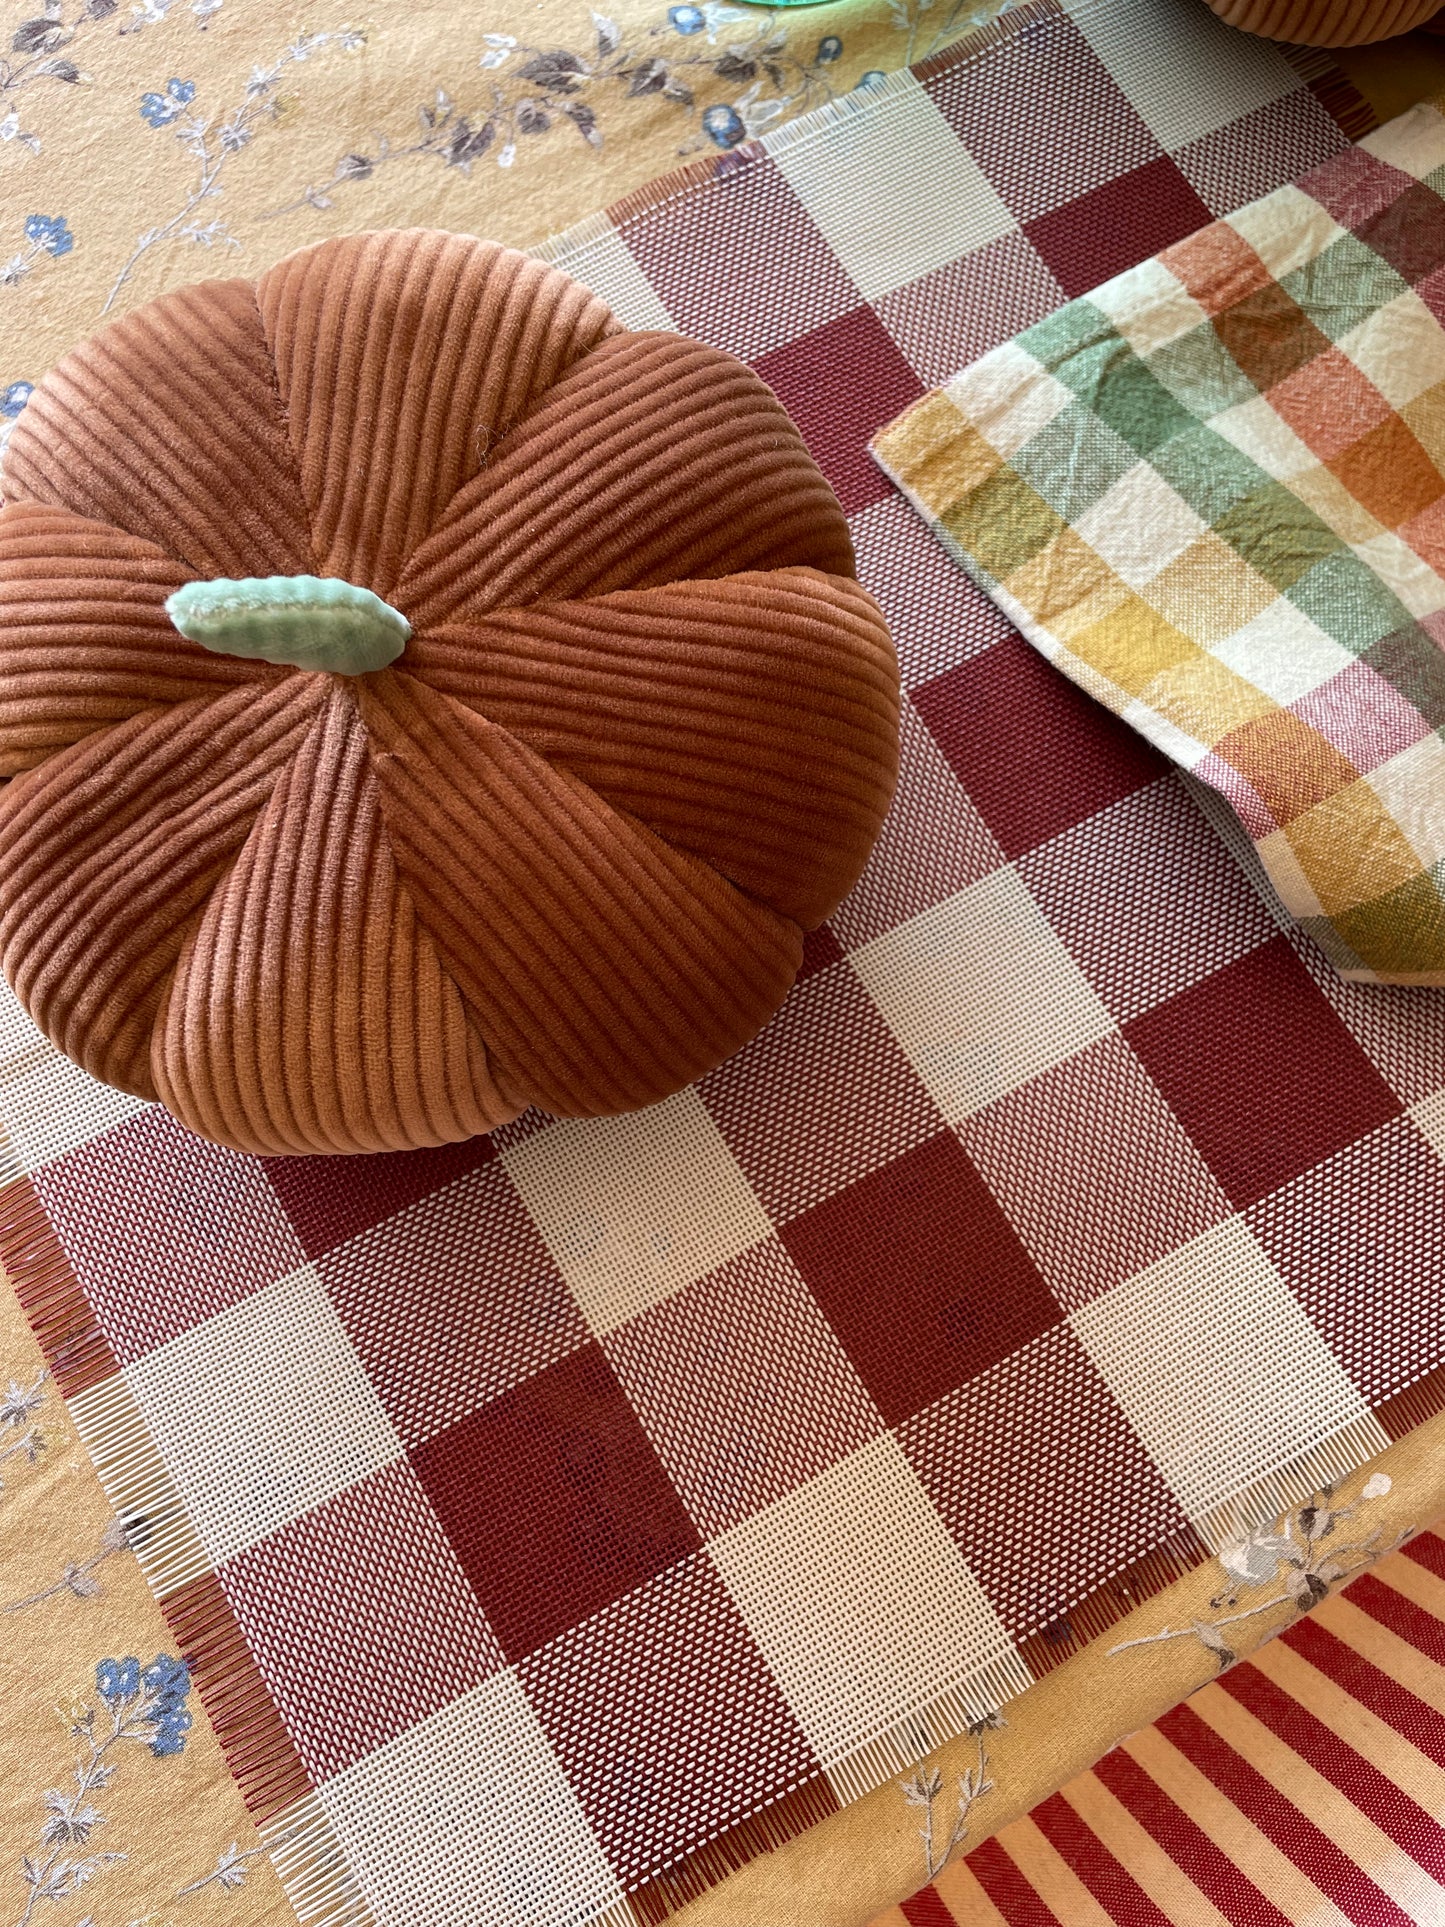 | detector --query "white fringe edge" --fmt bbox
[824,1645,1033,1807]
[1194,1411,1393,1551]
[68,1372,211,1597]
[760,61,925,161]
[260,1791,644,1927]
[262,1794,377,1927]
[528,206,629,264]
